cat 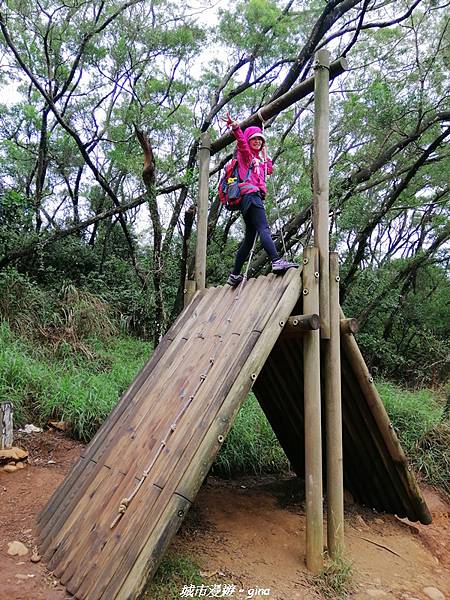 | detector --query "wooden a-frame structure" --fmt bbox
[37,50,431,599]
